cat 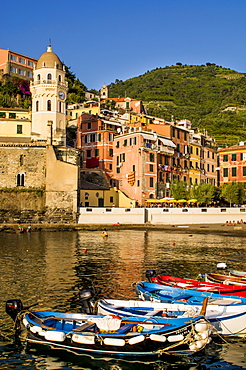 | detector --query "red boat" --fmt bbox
[146,270,246,297]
